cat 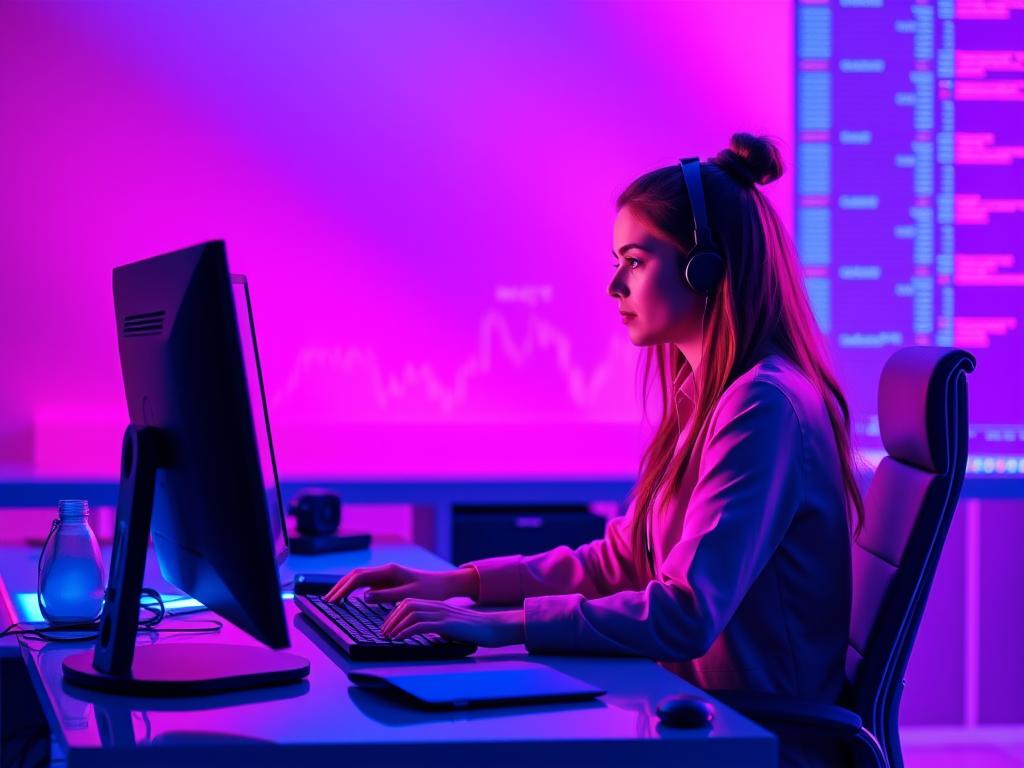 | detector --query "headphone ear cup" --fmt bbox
[684,250,725,295]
